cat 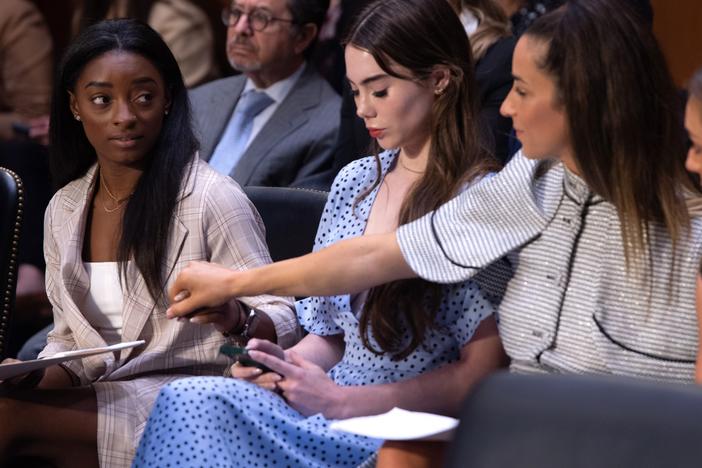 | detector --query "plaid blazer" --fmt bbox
[38,158,299,467]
